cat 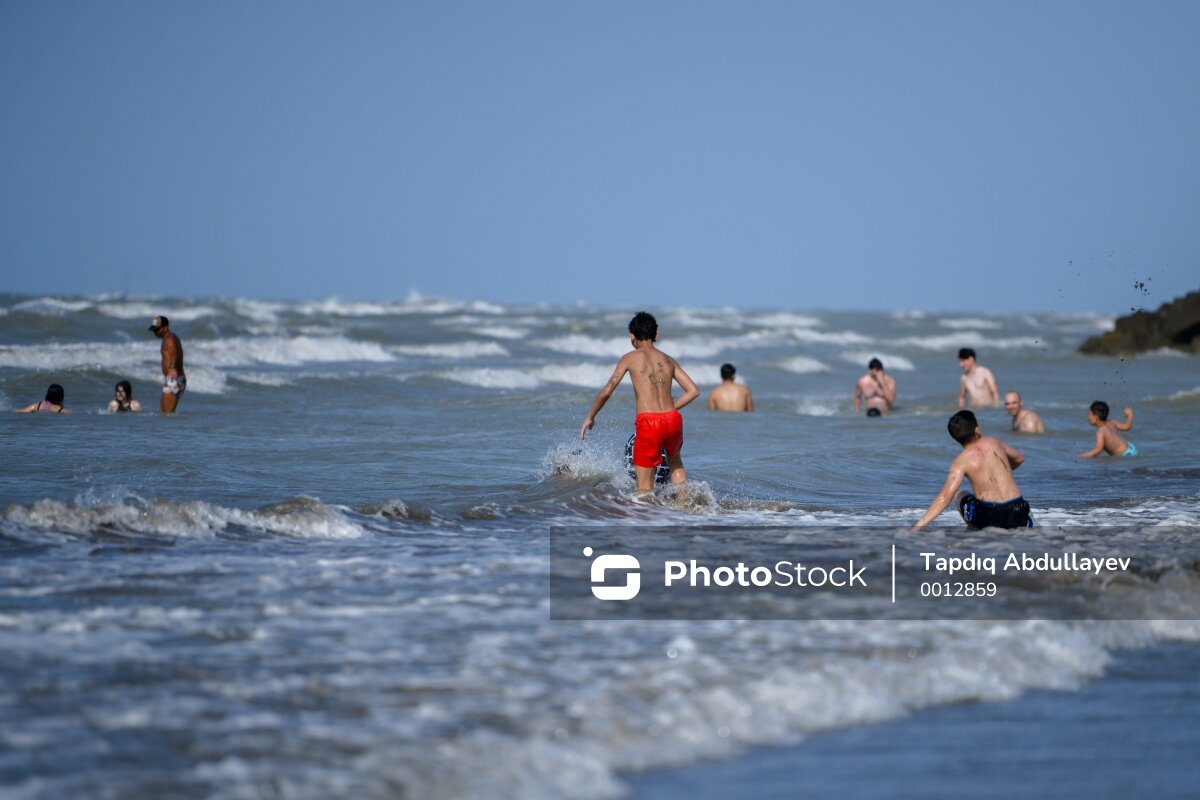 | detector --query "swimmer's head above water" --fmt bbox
[628,311,657,343]
[948,409,980,445]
